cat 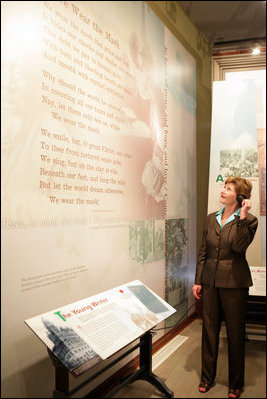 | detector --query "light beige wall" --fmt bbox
[147,1,212,251]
